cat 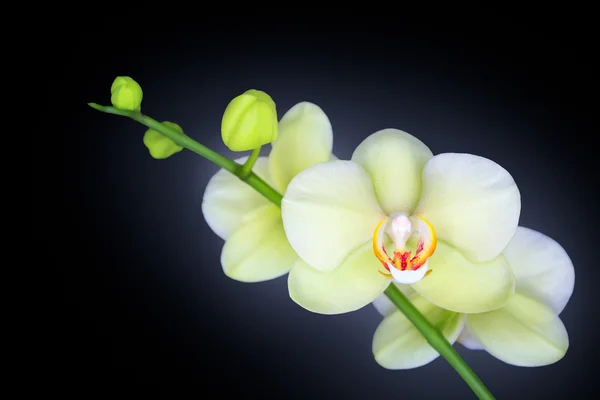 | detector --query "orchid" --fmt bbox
[202,102,335,282]
[281,128,521,314]
[281,127,573,368]
[372,226,573,368]
[89,77,574,399]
